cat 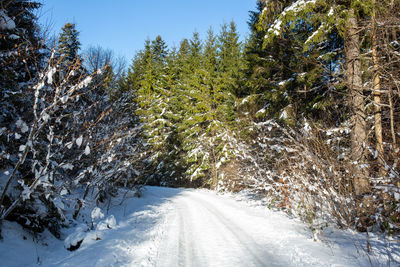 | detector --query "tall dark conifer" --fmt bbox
[0,0,43,90]
[57,23,81,67]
